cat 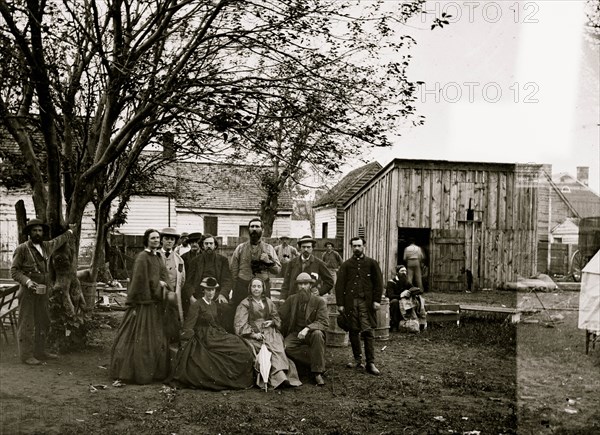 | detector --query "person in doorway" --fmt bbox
[11,219,76,365]
[279,273,329,386]
[279,235,333,301]
[335,237,383,376]
[403,239,425,290]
